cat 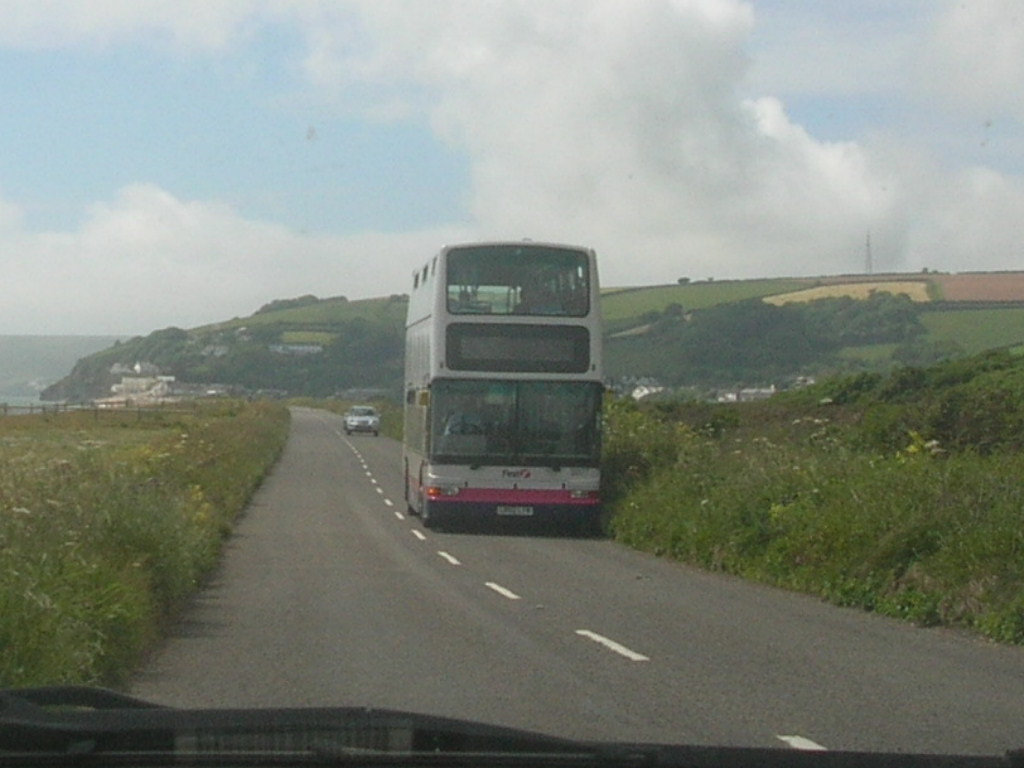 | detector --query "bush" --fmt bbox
[601,397,691,504]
